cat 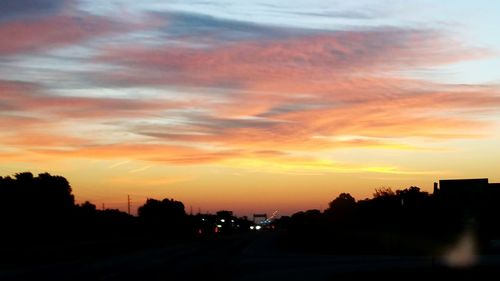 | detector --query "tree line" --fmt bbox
[2,171,500,259]
[275,186,500,254]
[0,172,255,240]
